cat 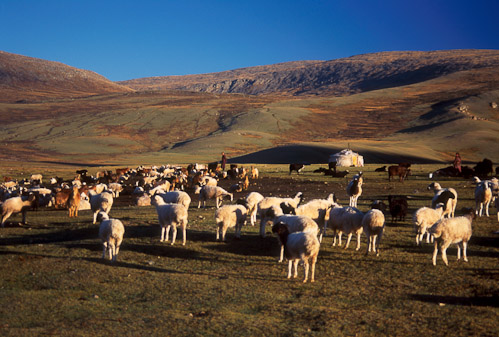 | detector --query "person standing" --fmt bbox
[221,152,227,171]
[453,152,462,173]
